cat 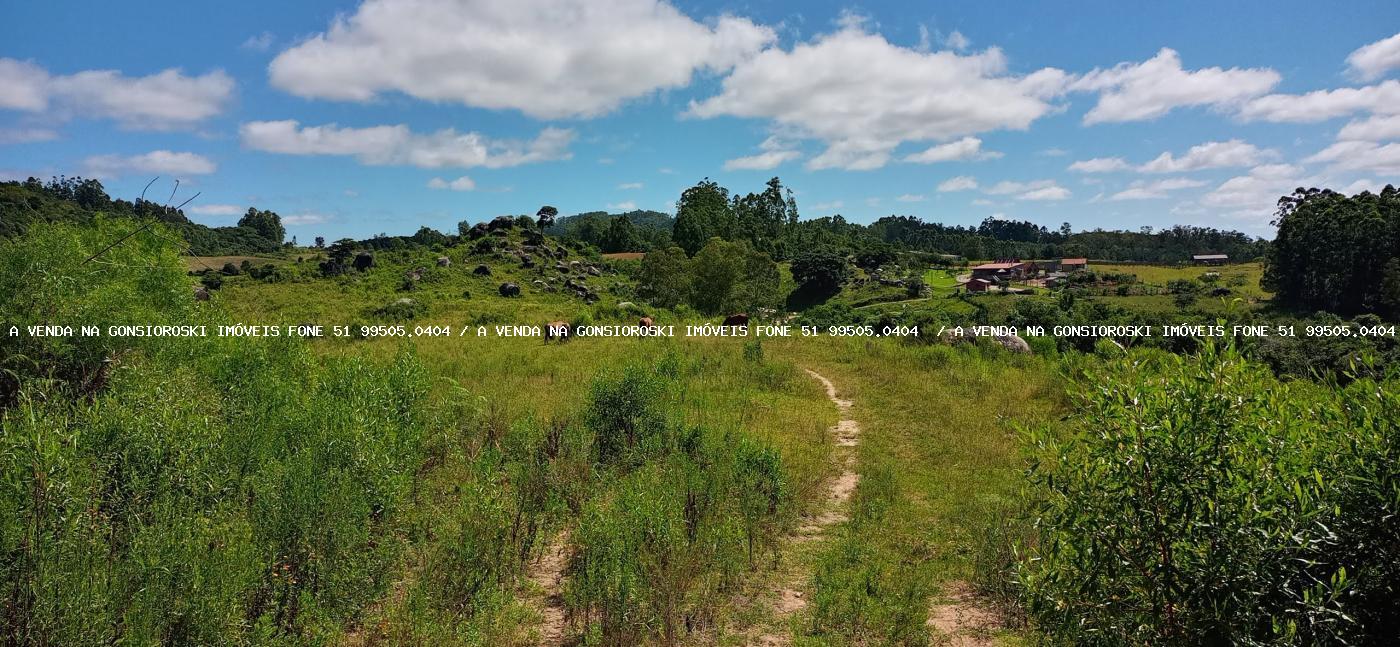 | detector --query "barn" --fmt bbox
[1192,254,1229,265]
